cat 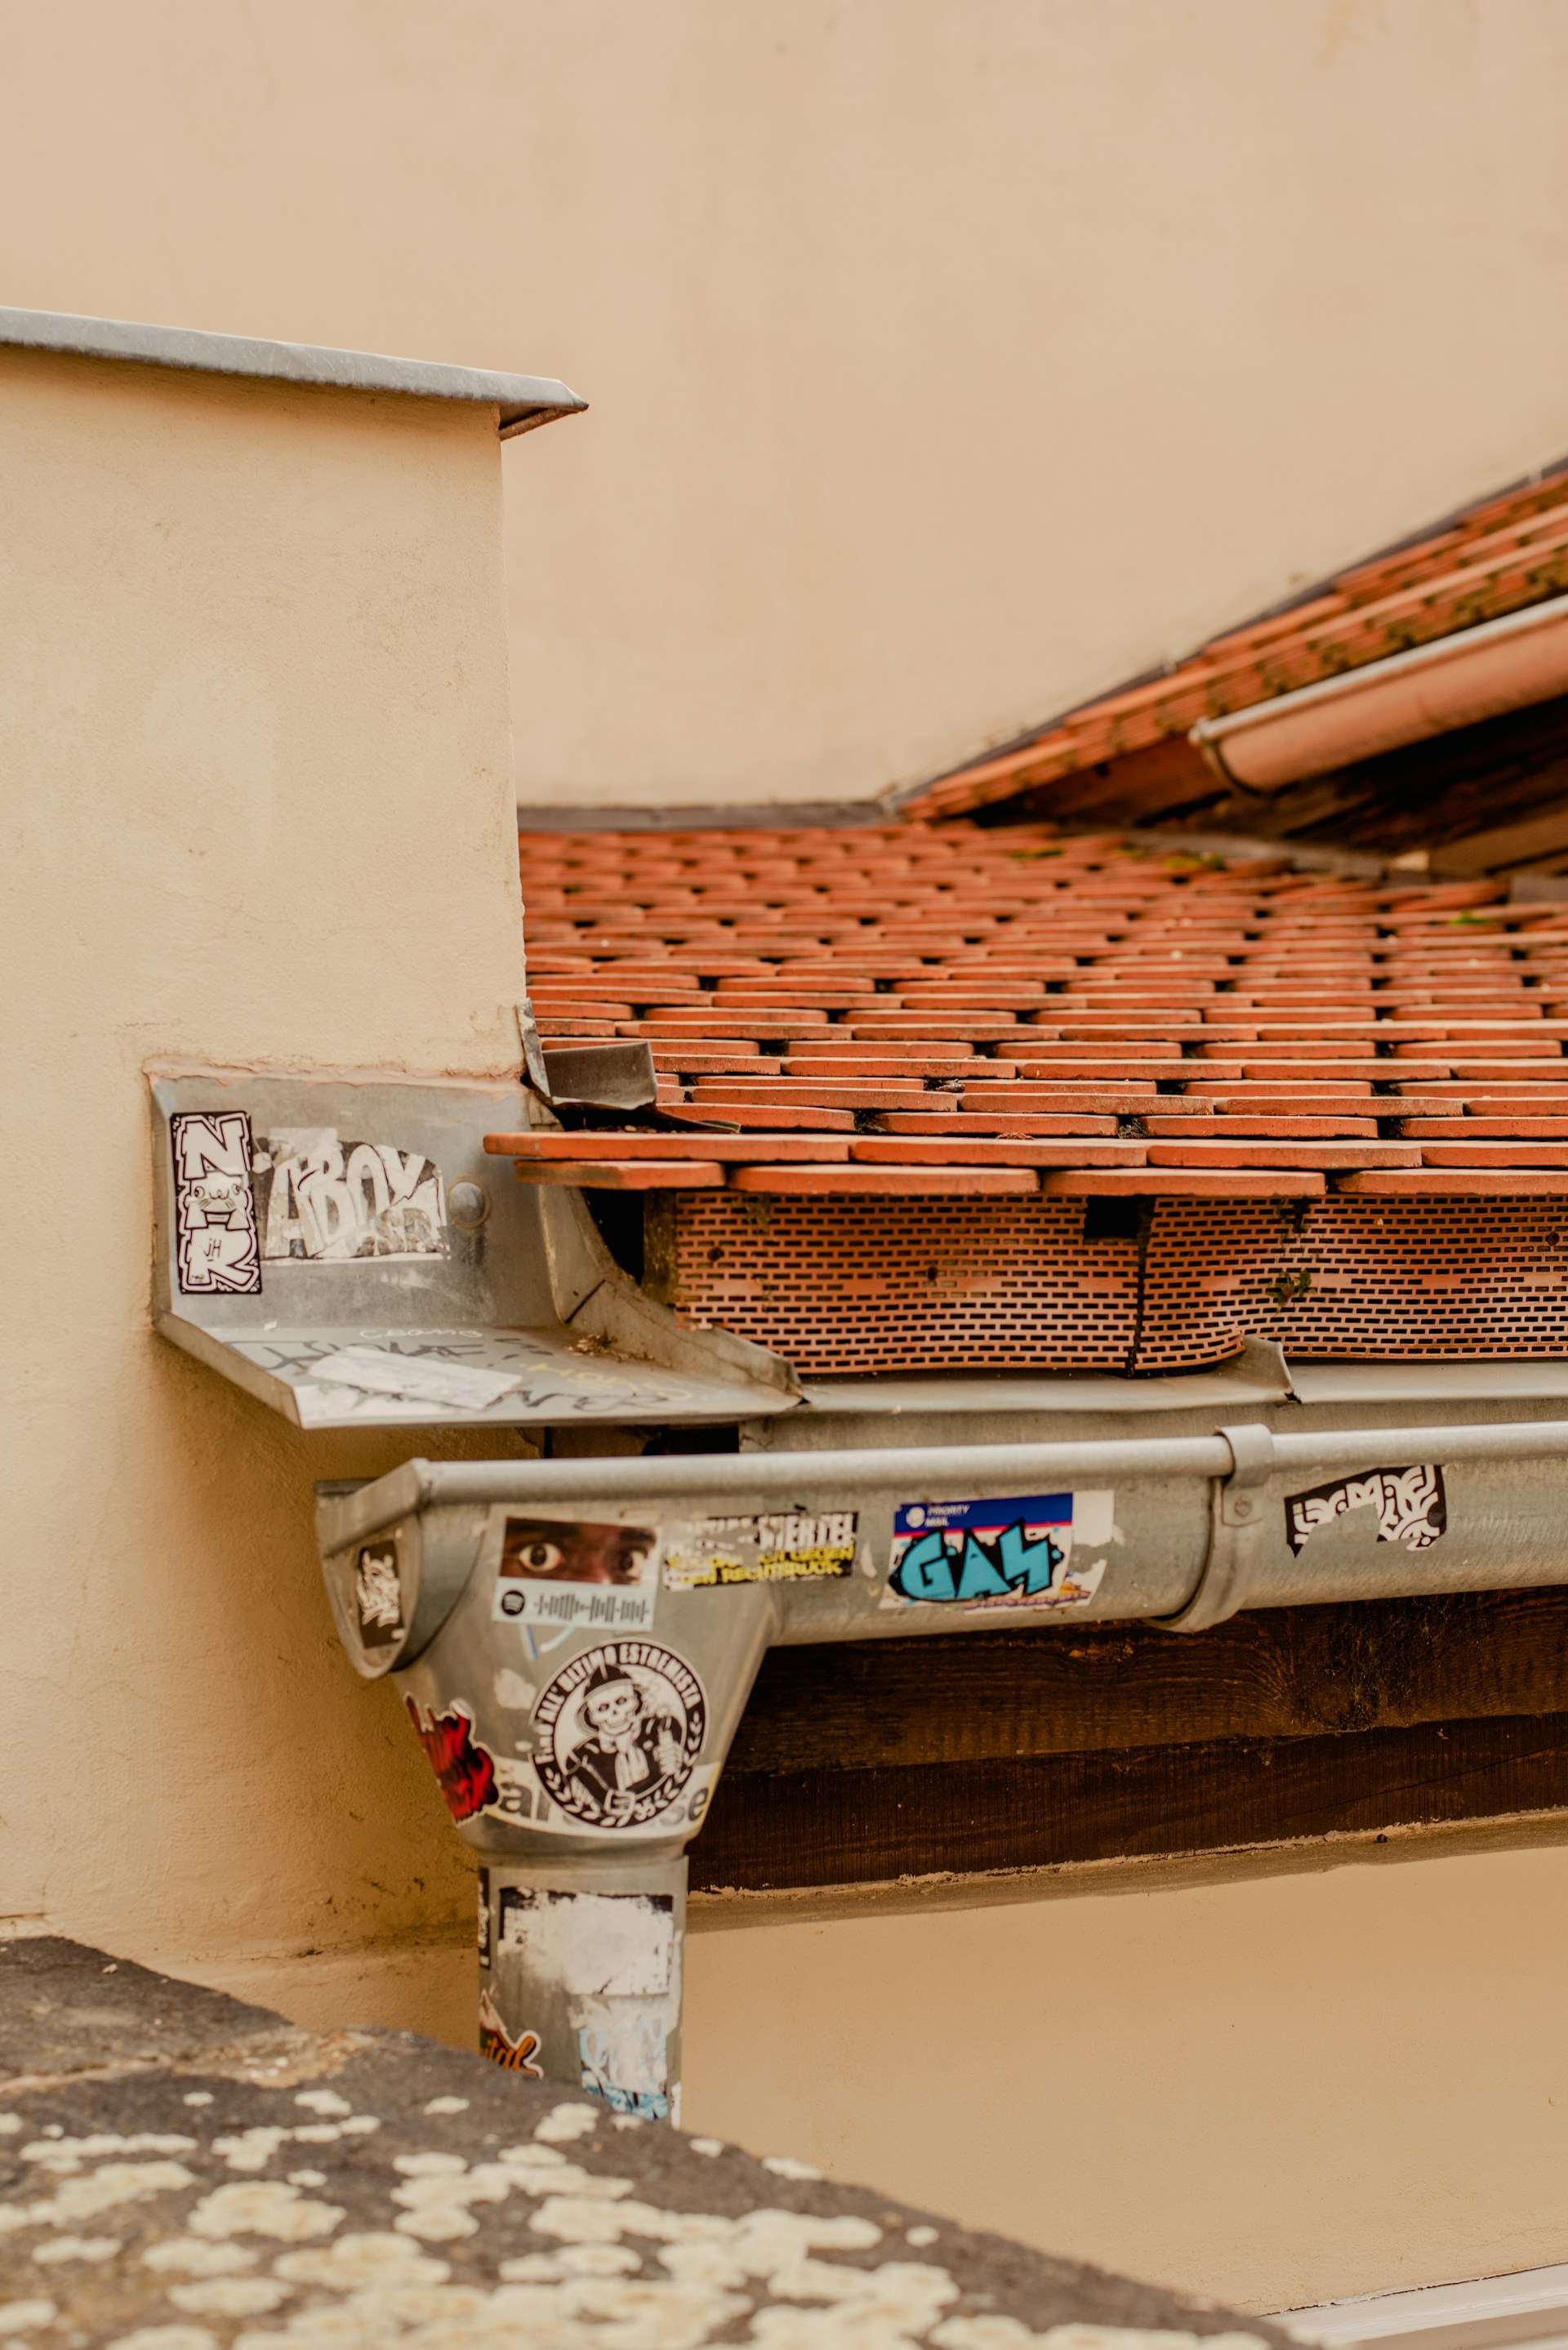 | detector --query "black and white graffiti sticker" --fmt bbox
[354,1541,404,1650]
[662,1511,858,1589]
[532,1641,706,1830]
[172,1111,262,1295]
[1285,1463,1447,1555]
[254,1129,447,1264]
